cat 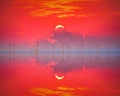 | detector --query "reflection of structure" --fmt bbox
[36,53,120,75]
